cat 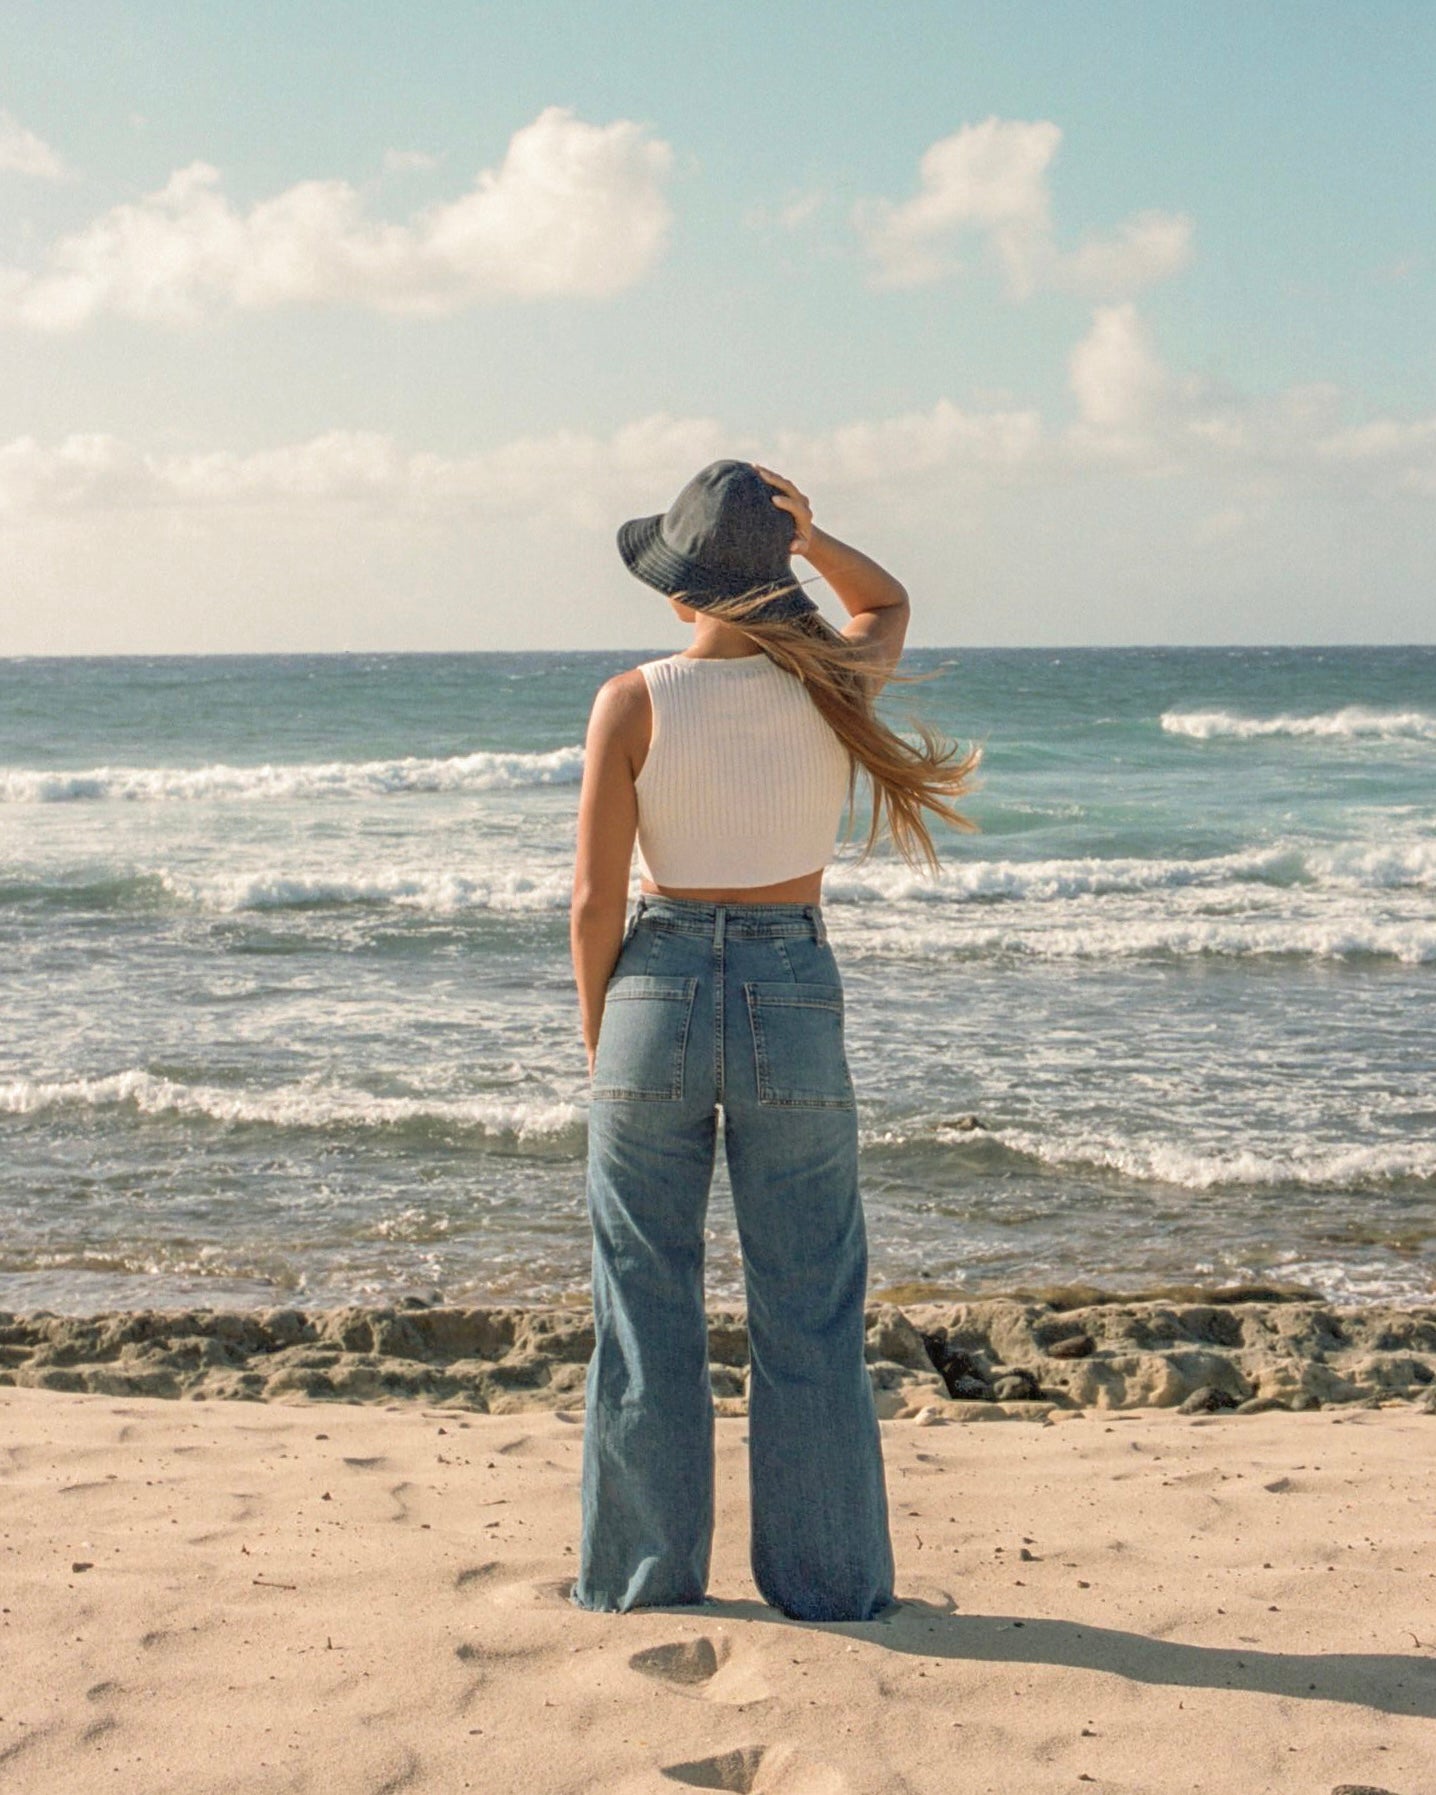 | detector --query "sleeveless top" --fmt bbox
[634,652,852,888]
